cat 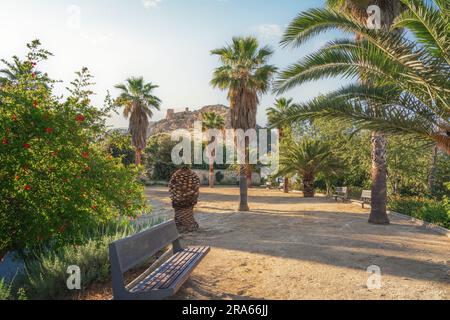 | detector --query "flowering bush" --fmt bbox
[388,193,450,229]
[0,41,146,257]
